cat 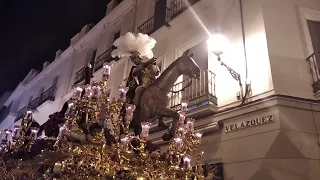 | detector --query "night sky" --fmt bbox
[0,0,110,95]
